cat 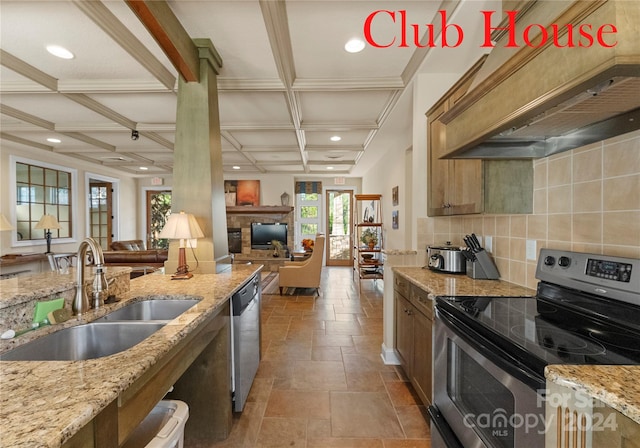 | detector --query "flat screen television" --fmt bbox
[251,222,287,250]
